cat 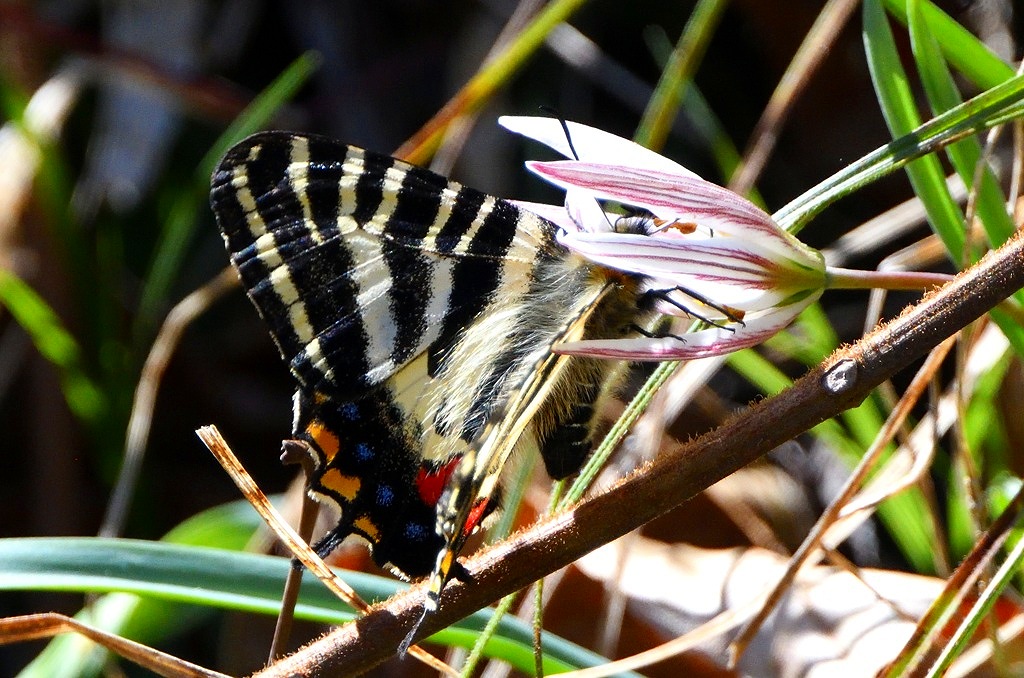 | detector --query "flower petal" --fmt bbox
[498,116,698,177]
[564,188,613,233]
[528,161,797,249]
[511,199,583,233]
[501,117,830,362]
[560,231,823,310]
[512,194,615,234]
[554,296,818,360]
